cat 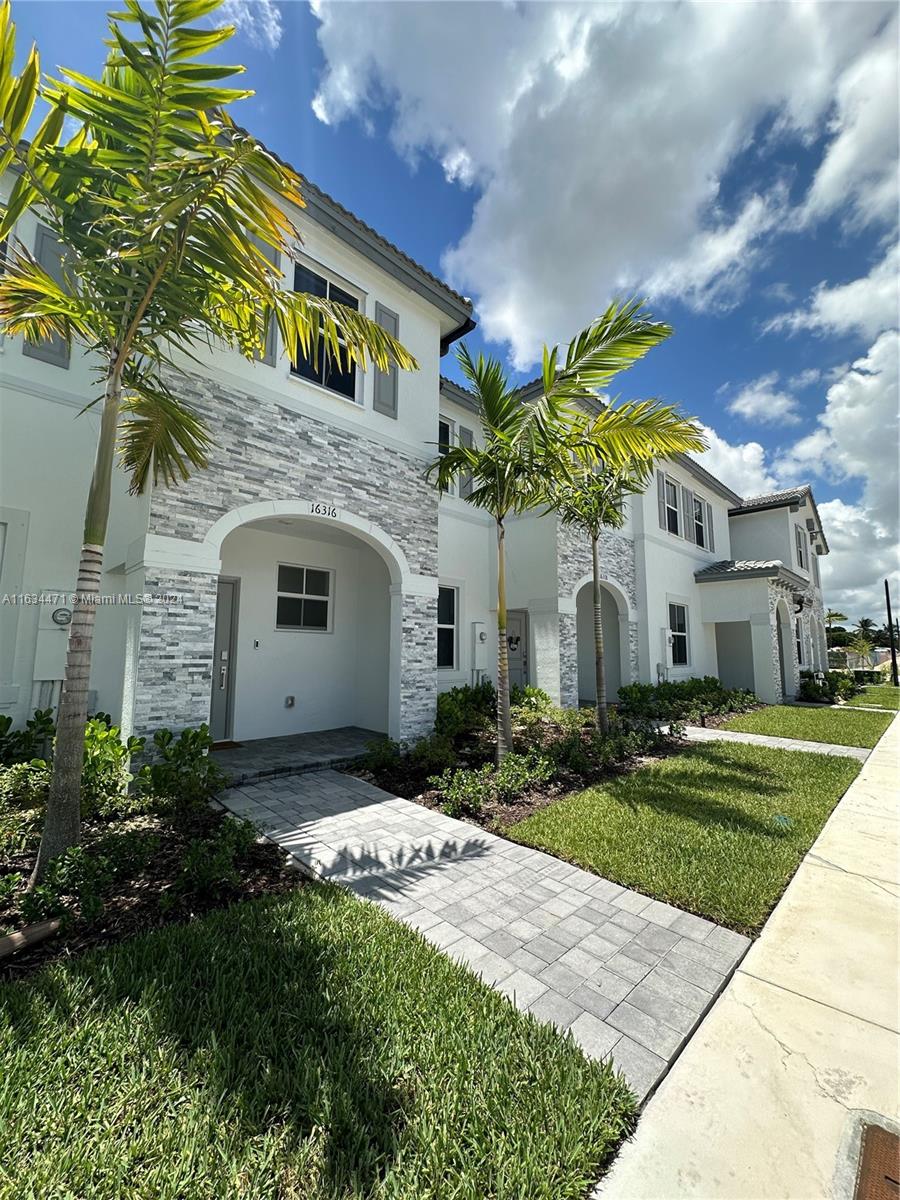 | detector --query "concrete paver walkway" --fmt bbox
[599,713,898,1199]
[683,724,870,761]
[220,770,750,1100]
